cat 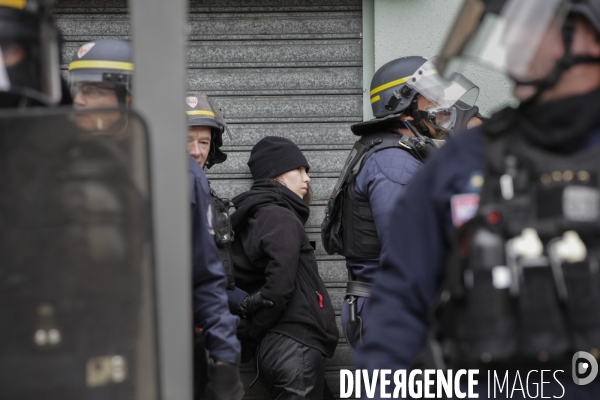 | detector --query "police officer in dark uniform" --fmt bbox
[68,45,245,399]
[186,94,236,290]
[189,157,244,400]
[185,94,274,315]
[356,0,600,398]
[185,94,270,398]
[322,56,482,350]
